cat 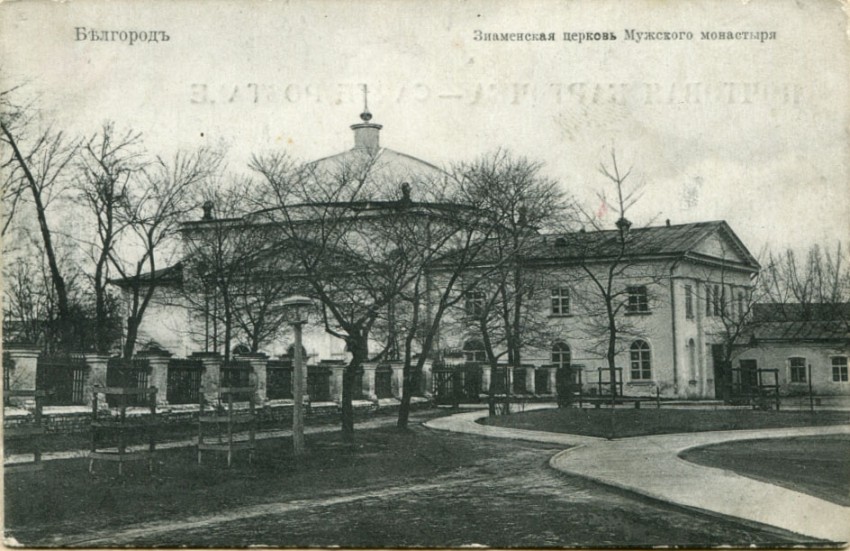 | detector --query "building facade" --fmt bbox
[119,112,769,401]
